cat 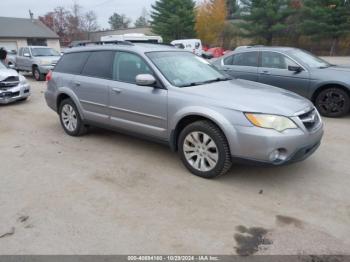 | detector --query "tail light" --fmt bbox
[46,70,52,81]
